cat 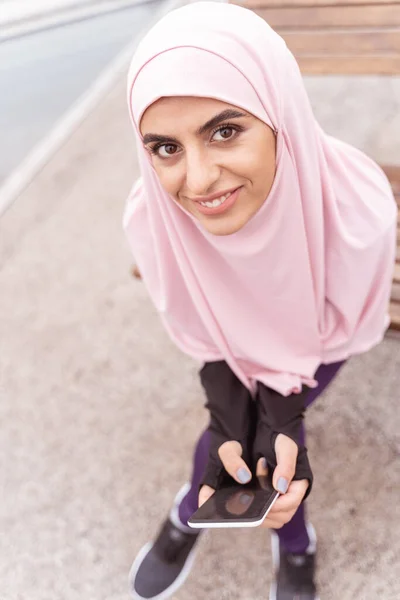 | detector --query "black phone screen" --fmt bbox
[188,476,280,528]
